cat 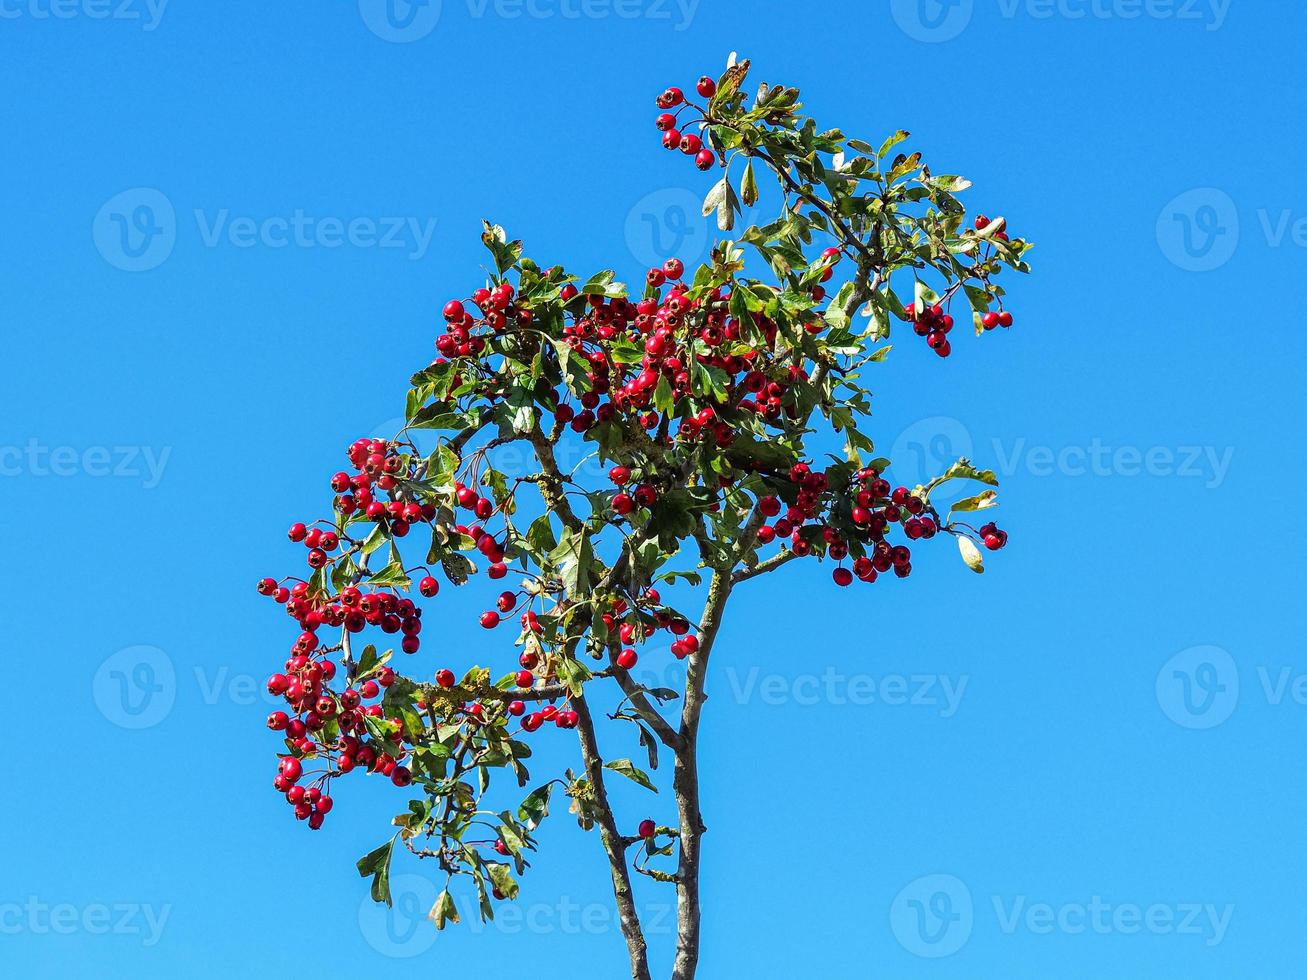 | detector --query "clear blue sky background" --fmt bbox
[3,2,1304,977]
